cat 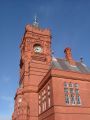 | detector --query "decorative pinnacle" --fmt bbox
[51,50,57,62]
[33,15,39,27]
[52,50,54,55]
[80,57,84,63]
